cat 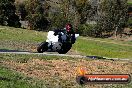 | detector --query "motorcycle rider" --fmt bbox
[53,23,76,44]
[65,23,76,44]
